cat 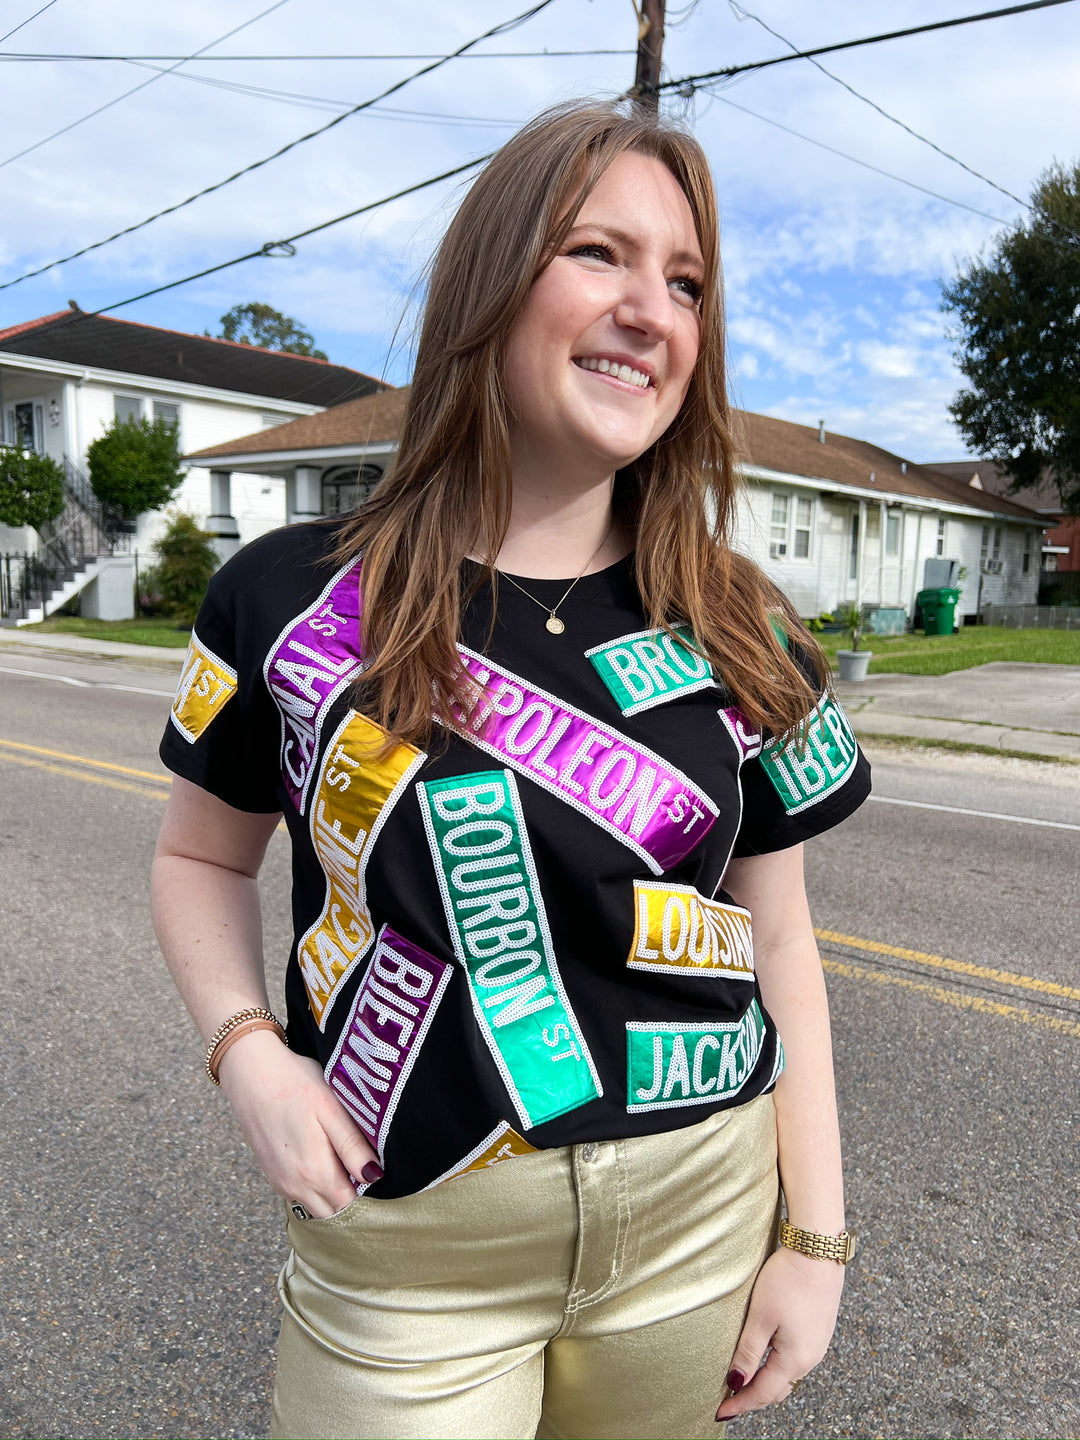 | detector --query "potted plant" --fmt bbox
[835,602,873,681]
